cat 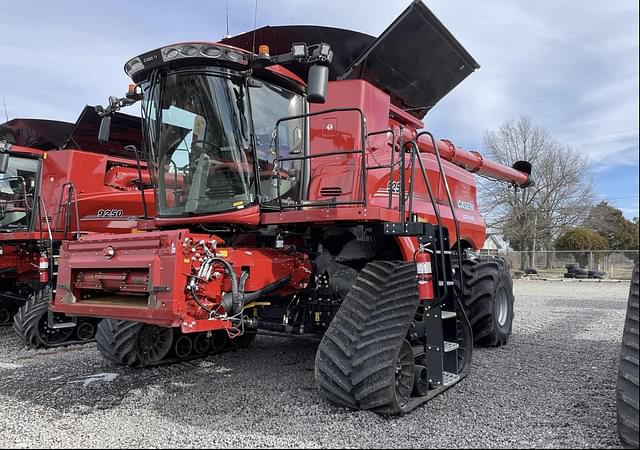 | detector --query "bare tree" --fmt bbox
[480,116,594,269]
